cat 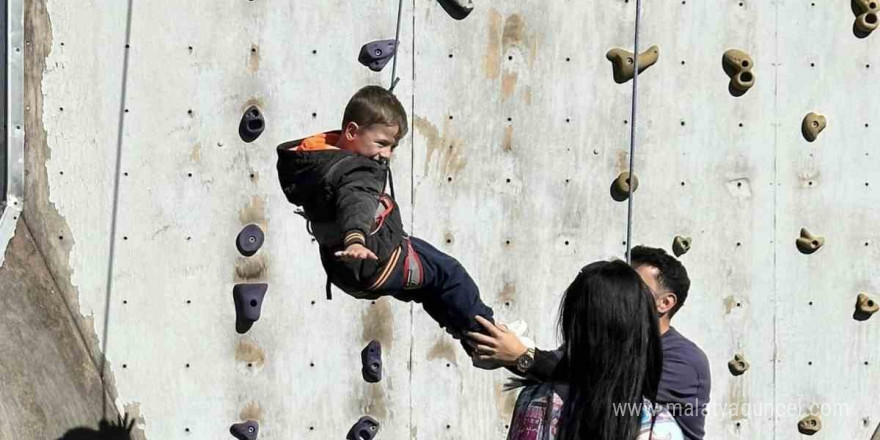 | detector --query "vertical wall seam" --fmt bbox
[771,0,779,437]
[408,0,416,436]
